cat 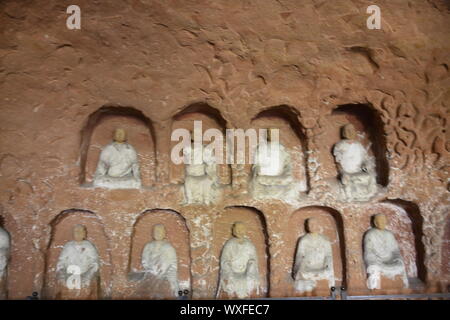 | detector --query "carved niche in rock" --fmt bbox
[217,222,261,299]
[293,218,335,293]
[249,106,310,204]
[183,139,220,205]
[93,128,142,189]
[285,206,345,297]
[139,224,179,299]
[171,104,231,205]
[333,124,378,202]
[251,128,300,201]
[364,214,409,290]
[56,224,100,299]
[128,210,191,299]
